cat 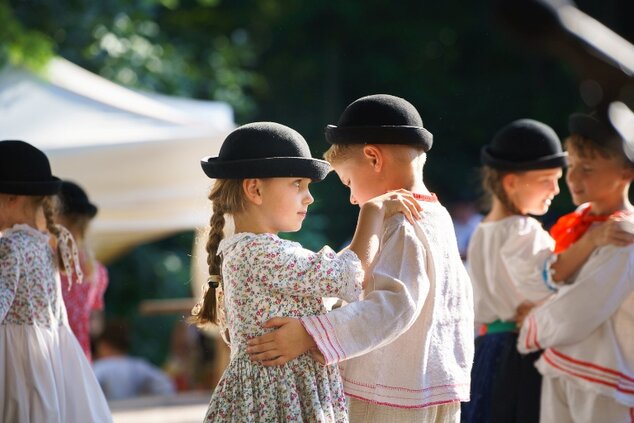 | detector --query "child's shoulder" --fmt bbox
[1,224,49,245]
